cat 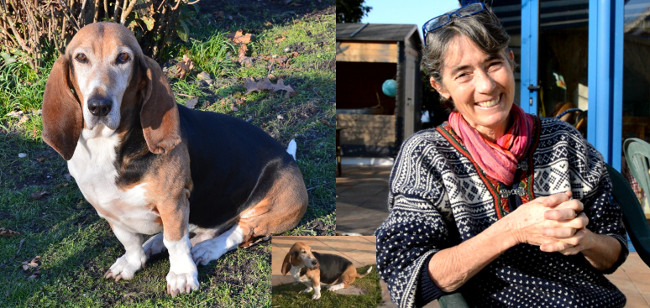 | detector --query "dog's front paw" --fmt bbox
[104,253,146,281]
[312,292,321,300]
[166,271,199,297]
[191,241,225,266]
